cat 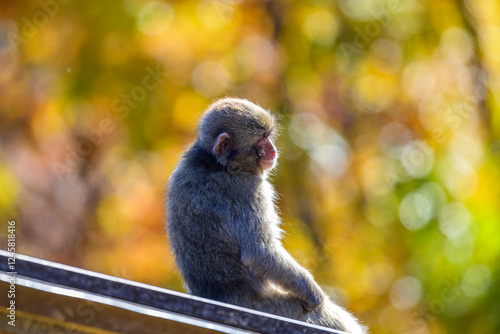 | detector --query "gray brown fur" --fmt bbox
[166,98,366,333]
